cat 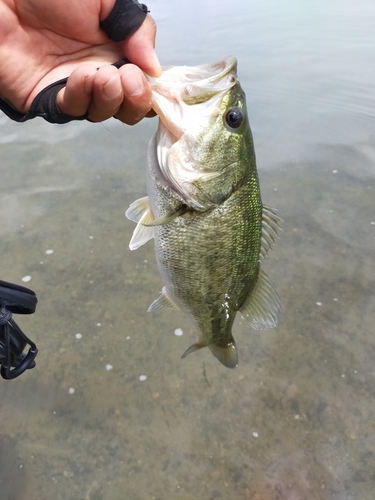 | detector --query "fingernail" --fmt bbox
[123,71,145,97]
[149,52,162,78]
[103,78,122,100]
